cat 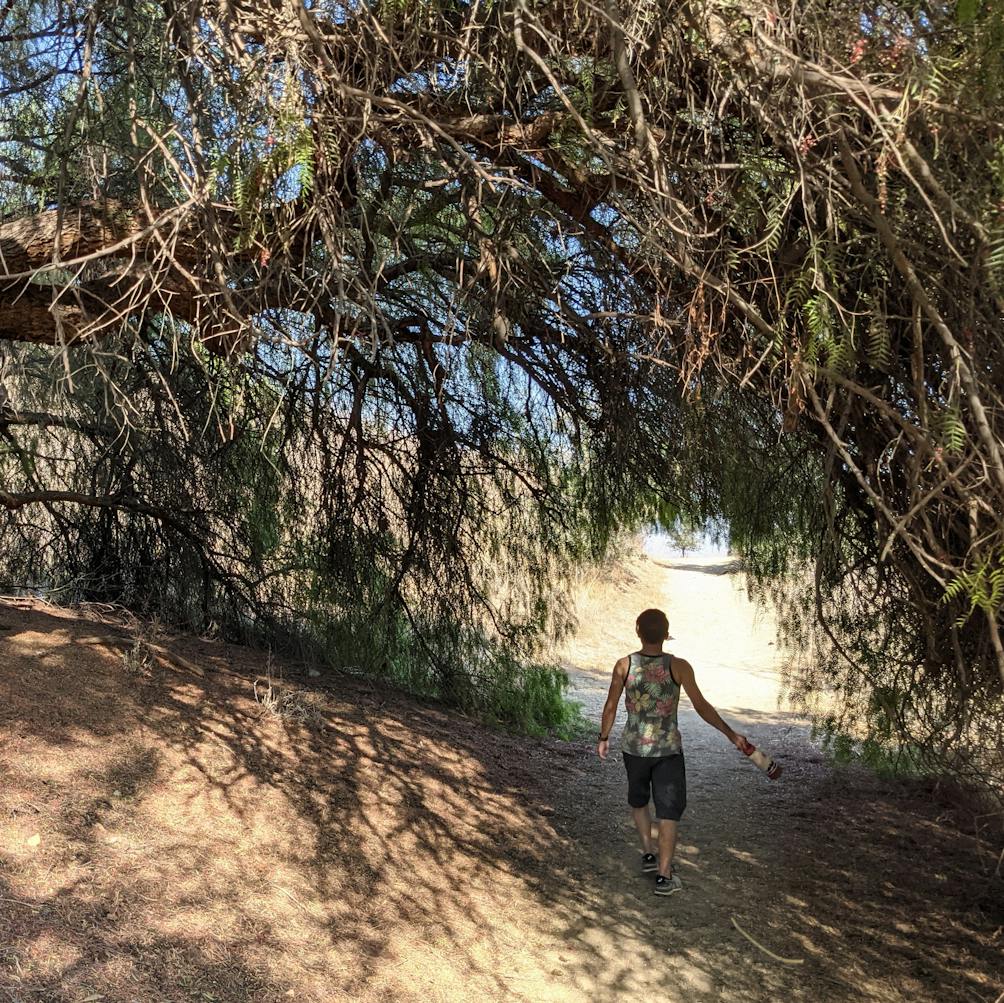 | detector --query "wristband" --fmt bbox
[599,734,610,742]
